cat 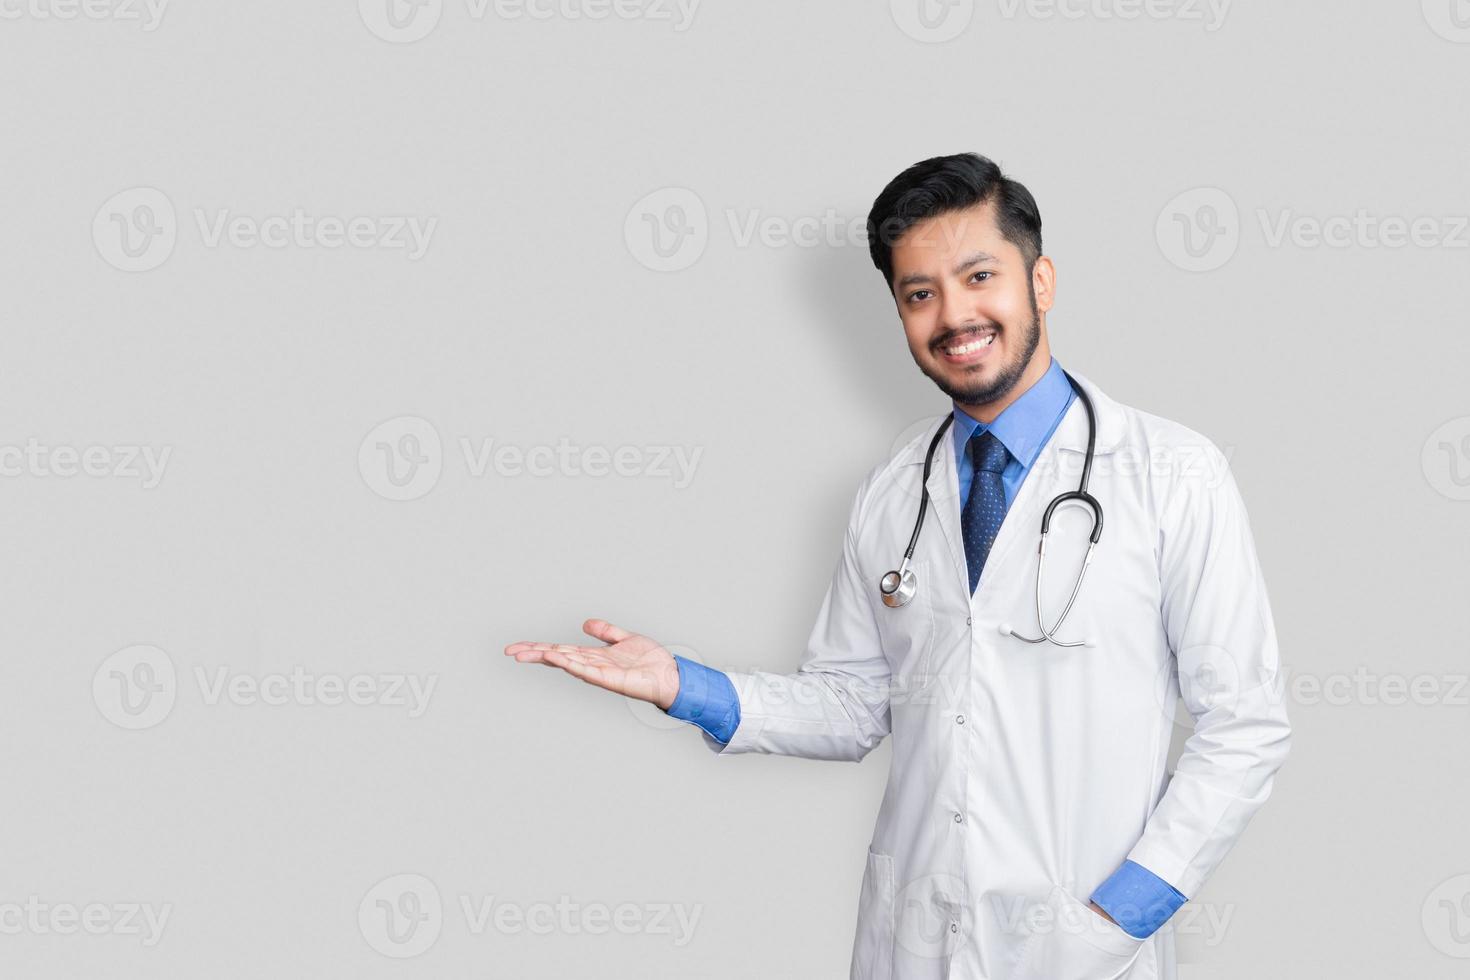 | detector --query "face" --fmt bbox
[888,201,1052,411]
